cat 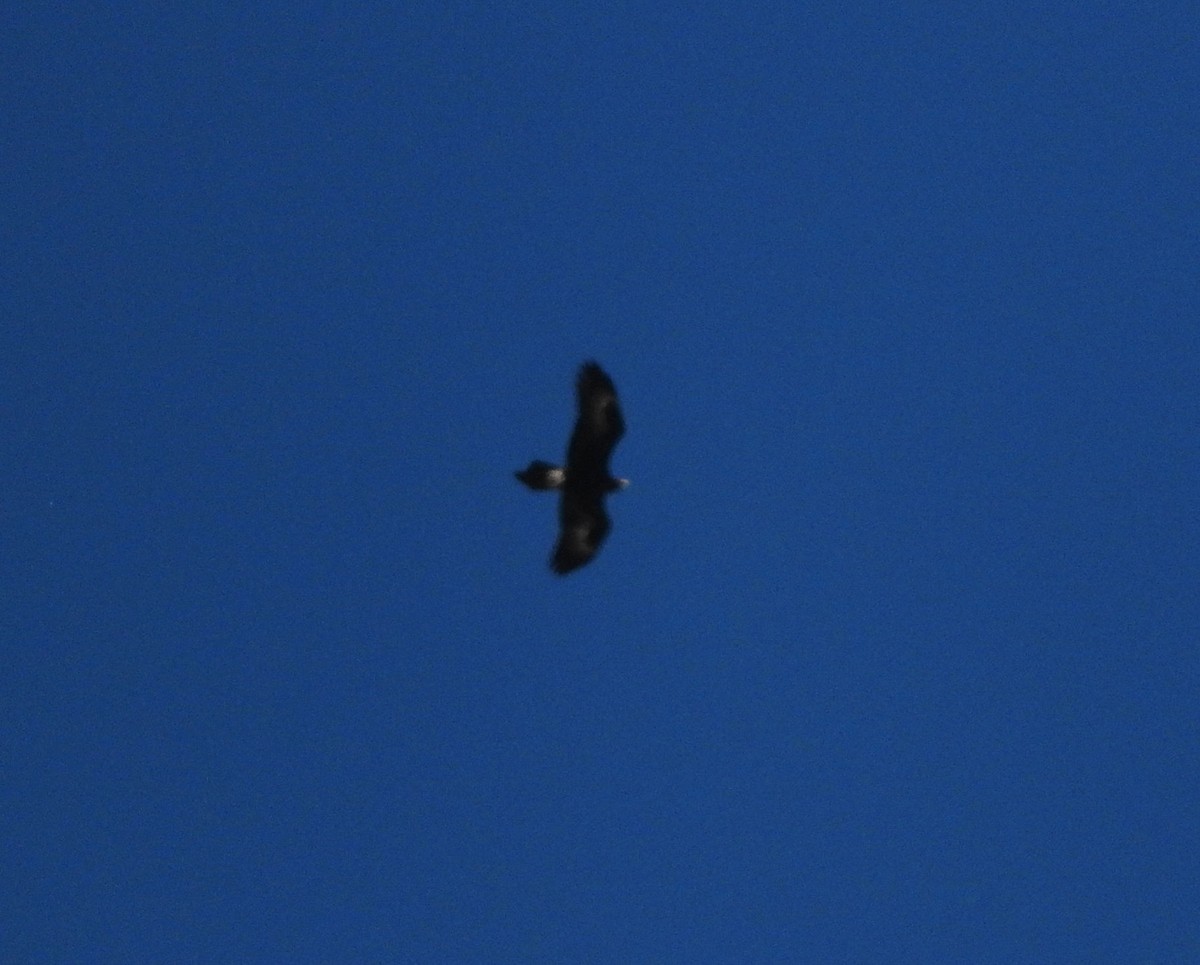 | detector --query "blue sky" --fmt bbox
[4,2,1197,962]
